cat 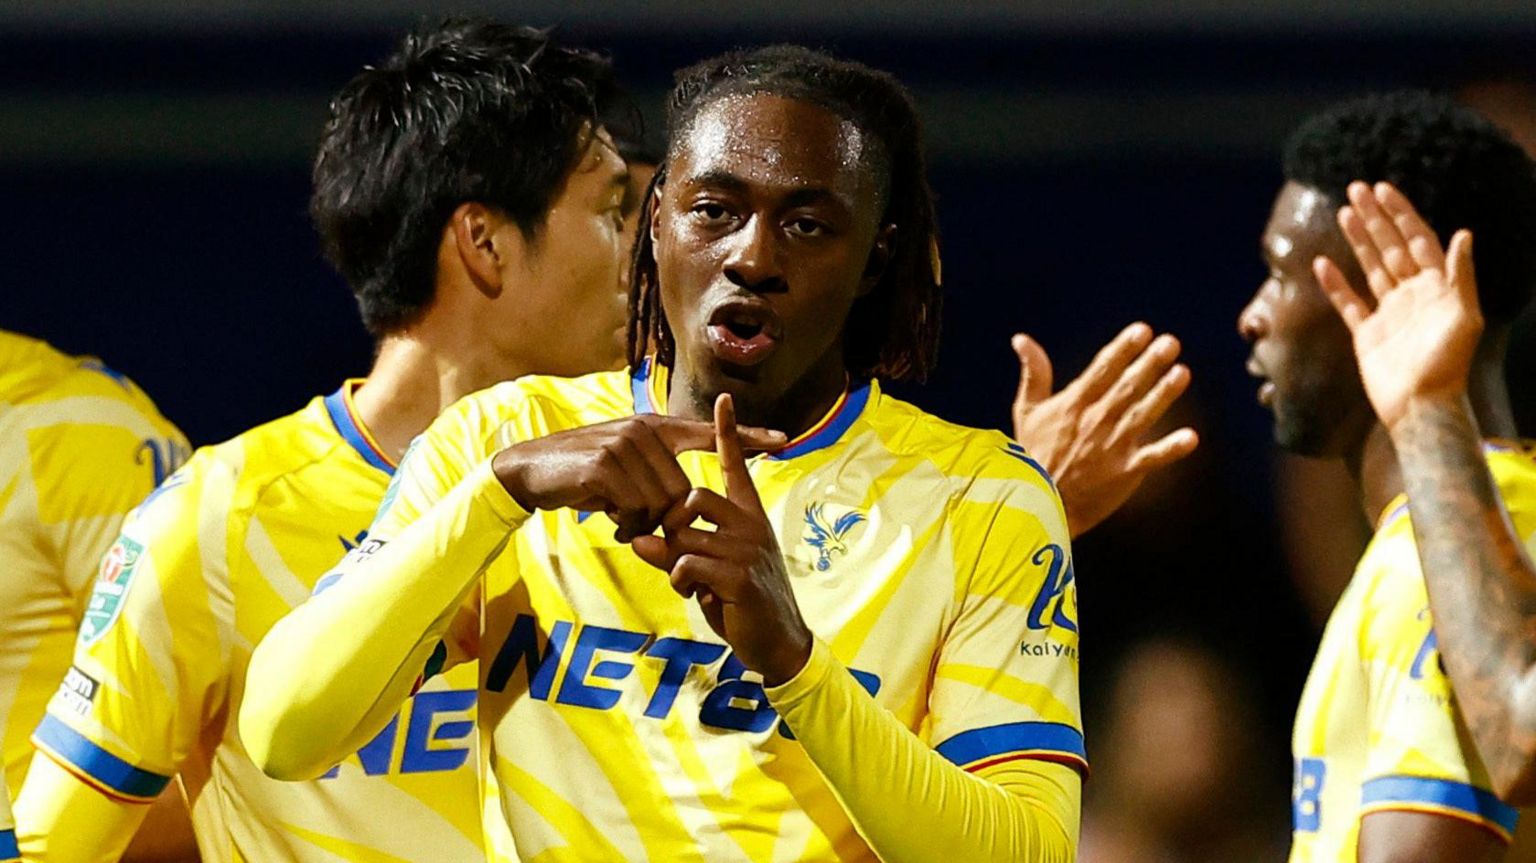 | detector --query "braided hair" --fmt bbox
[627,45,943,382]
